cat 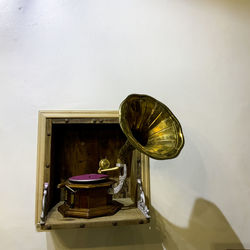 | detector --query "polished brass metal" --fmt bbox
[98,158,120,173]
[98,158,110,170]
[119,94,184,160]
[98,166,120,173]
